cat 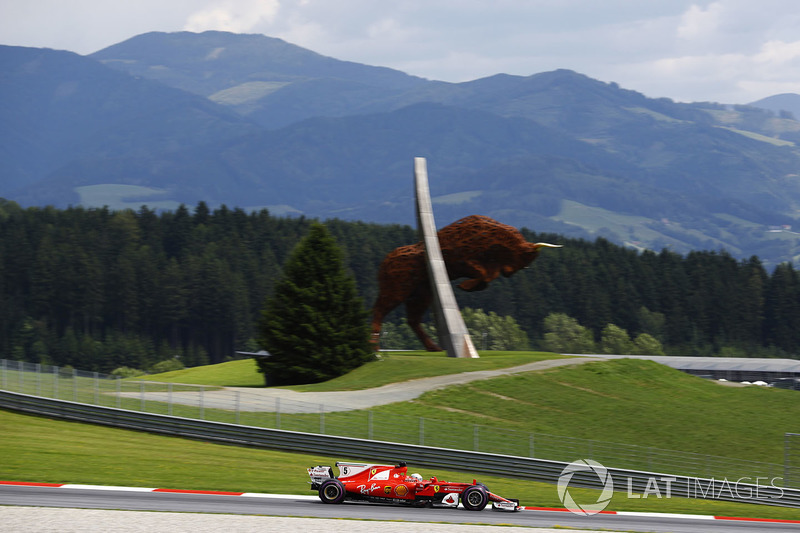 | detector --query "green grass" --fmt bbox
[141,351,568,391]
[288,351,568,392]
[7,356,797,474]
[367,359,800,465]
[138,359,265,387]
[1,409,798,521]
